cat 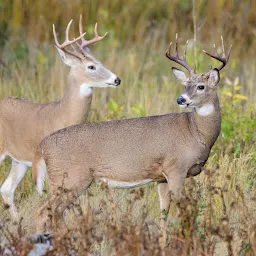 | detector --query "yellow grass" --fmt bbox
[0,1,255,255]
